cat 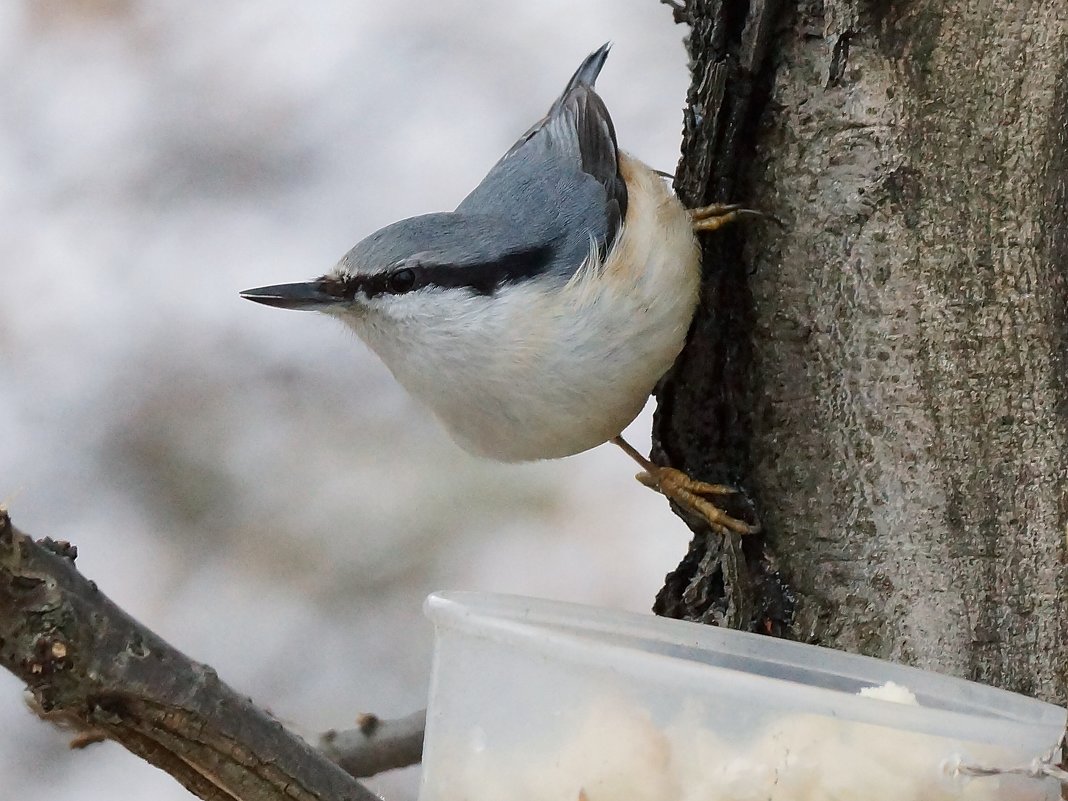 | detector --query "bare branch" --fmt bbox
[659,0,692,25]
[0,508,378,801]
[320,709,426,778]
